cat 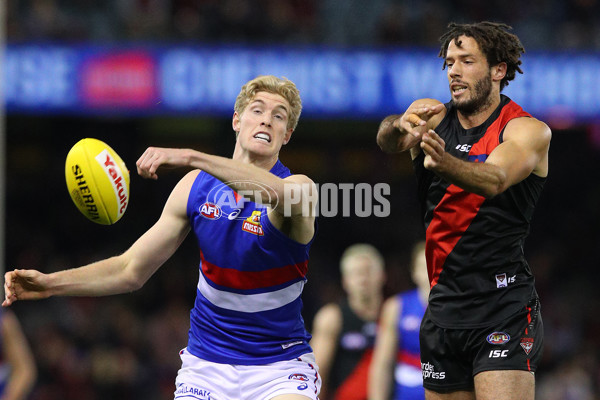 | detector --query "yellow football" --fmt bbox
[65,138,130,225]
